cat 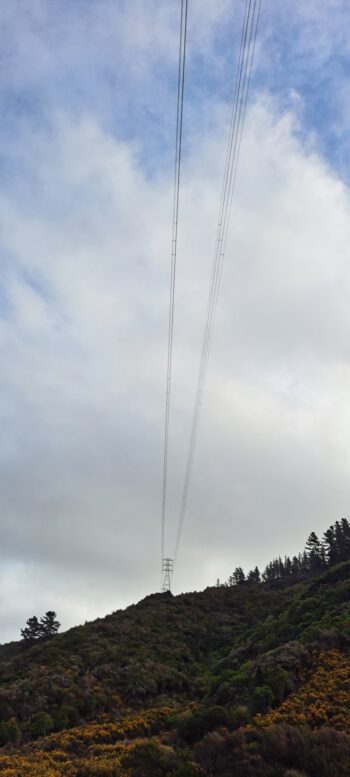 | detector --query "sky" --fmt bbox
[1,0,350,642]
